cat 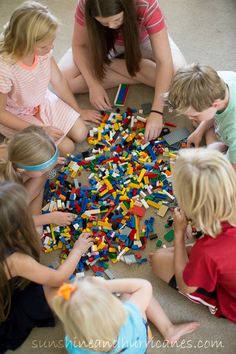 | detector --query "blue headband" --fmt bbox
[16,147,59,171]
